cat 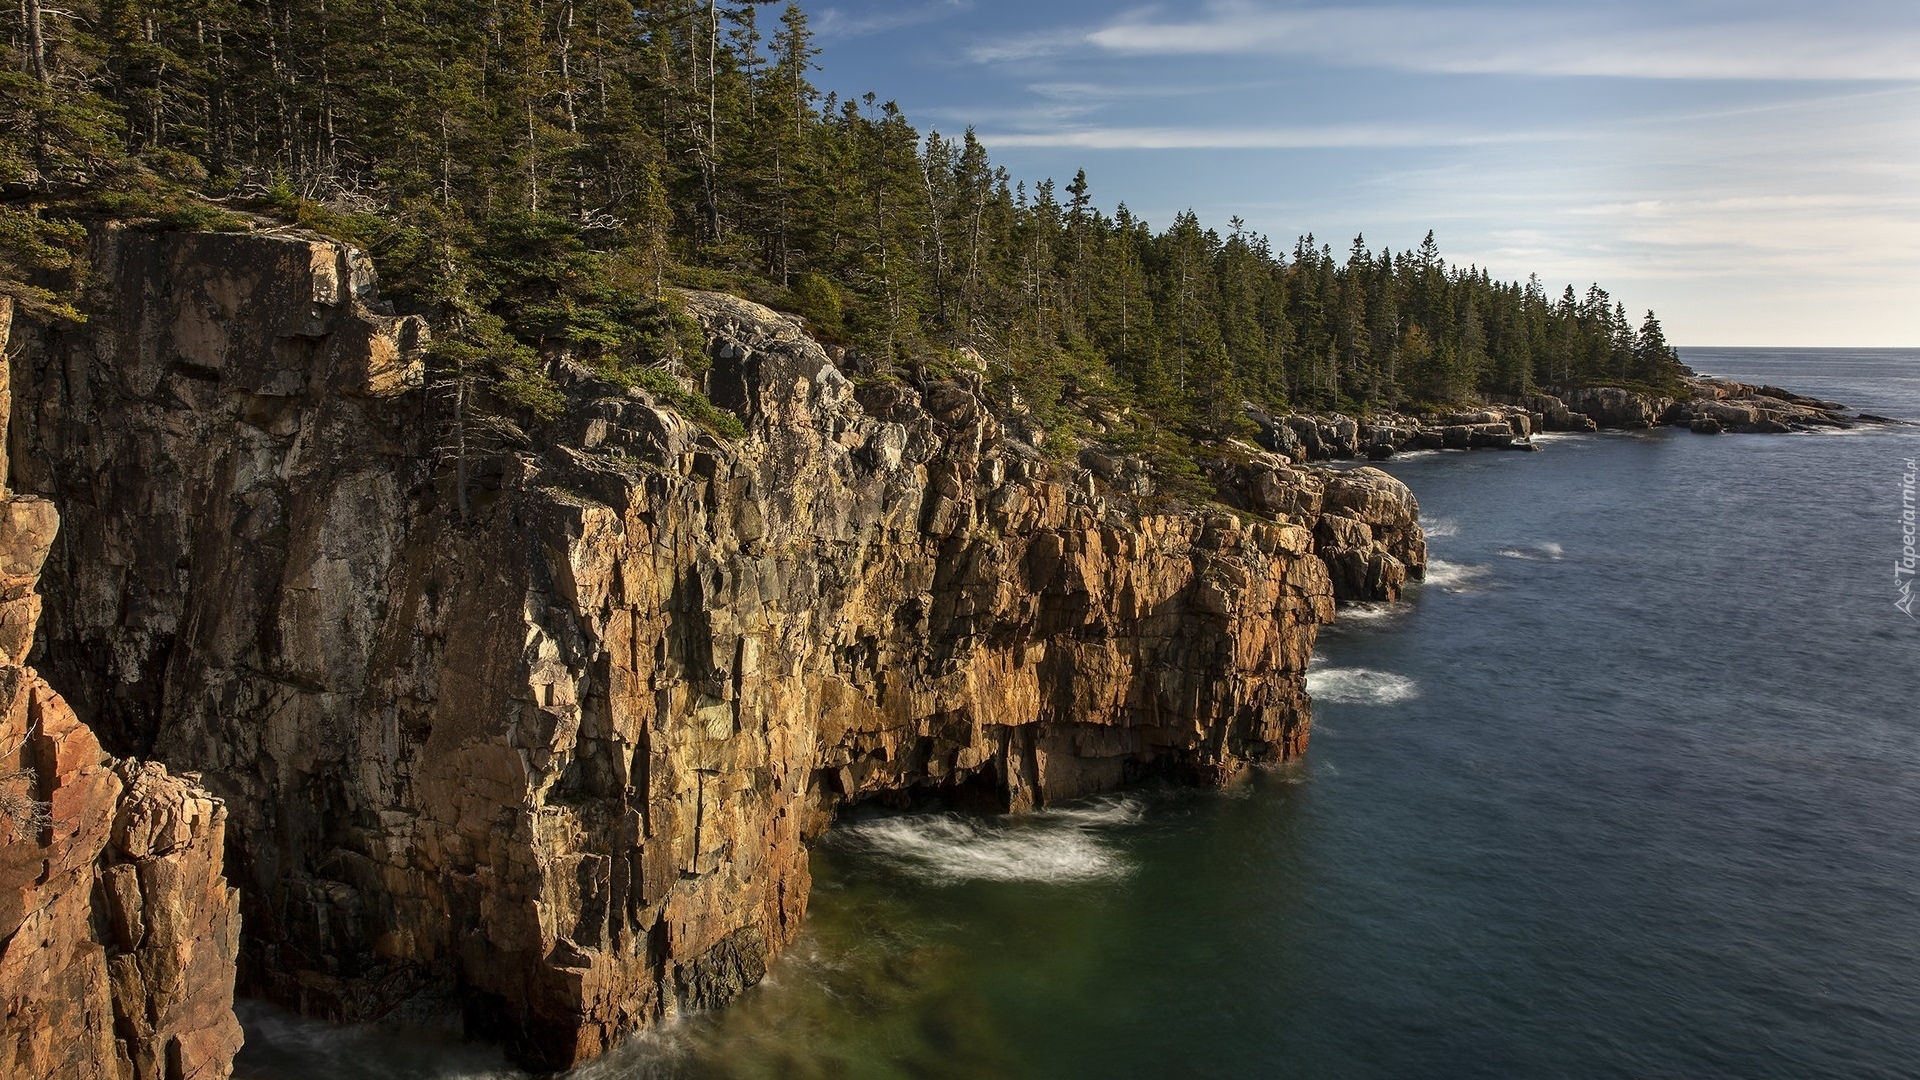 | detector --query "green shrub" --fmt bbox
[789,273,844,336]
[630,368,748,440]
